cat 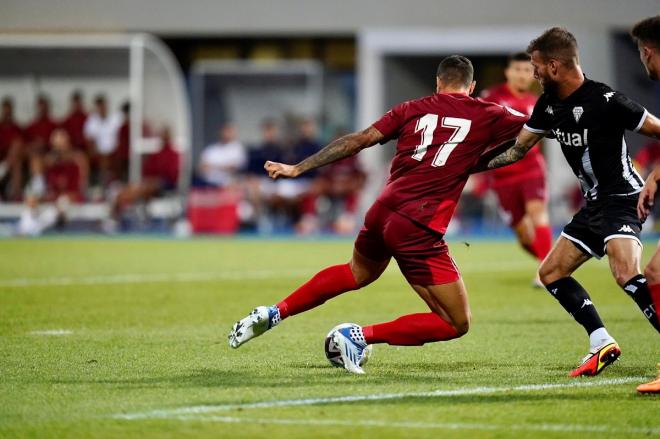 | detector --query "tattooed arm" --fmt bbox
[264,126,384,179]
[471,128,544,173]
